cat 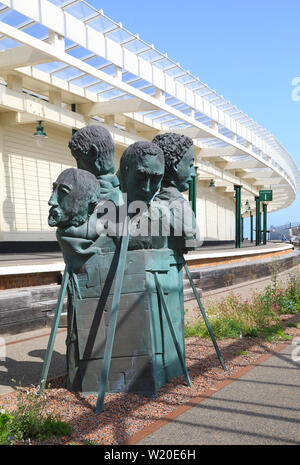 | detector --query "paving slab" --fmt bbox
[137,342,300,445]
[0,327,67,395]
